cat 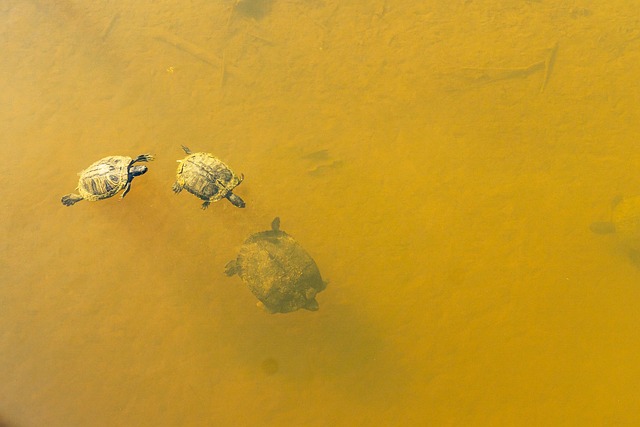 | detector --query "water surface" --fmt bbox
[2,1,640,425]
